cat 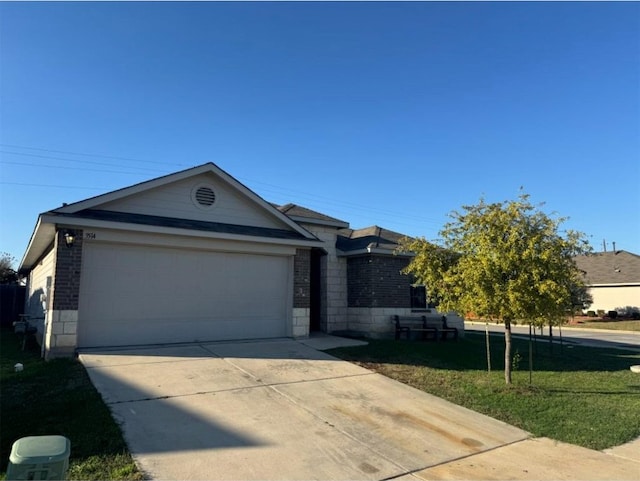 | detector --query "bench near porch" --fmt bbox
[392,315,459,341]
